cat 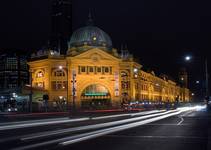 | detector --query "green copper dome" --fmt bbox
[68,26,112,50]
